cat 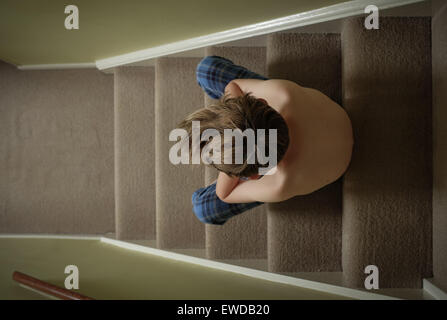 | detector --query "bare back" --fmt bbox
[233,79,354,198]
